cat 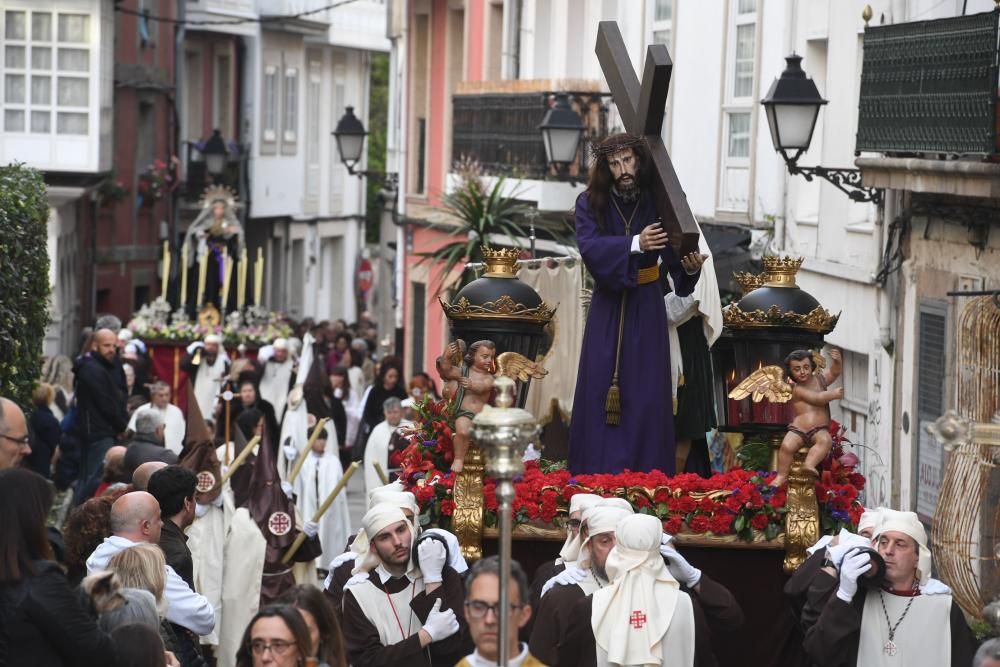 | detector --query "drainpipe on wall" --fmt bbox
[877,190,894,351]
